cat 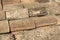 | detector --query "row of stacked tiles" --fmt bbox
[0,16,57,33]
